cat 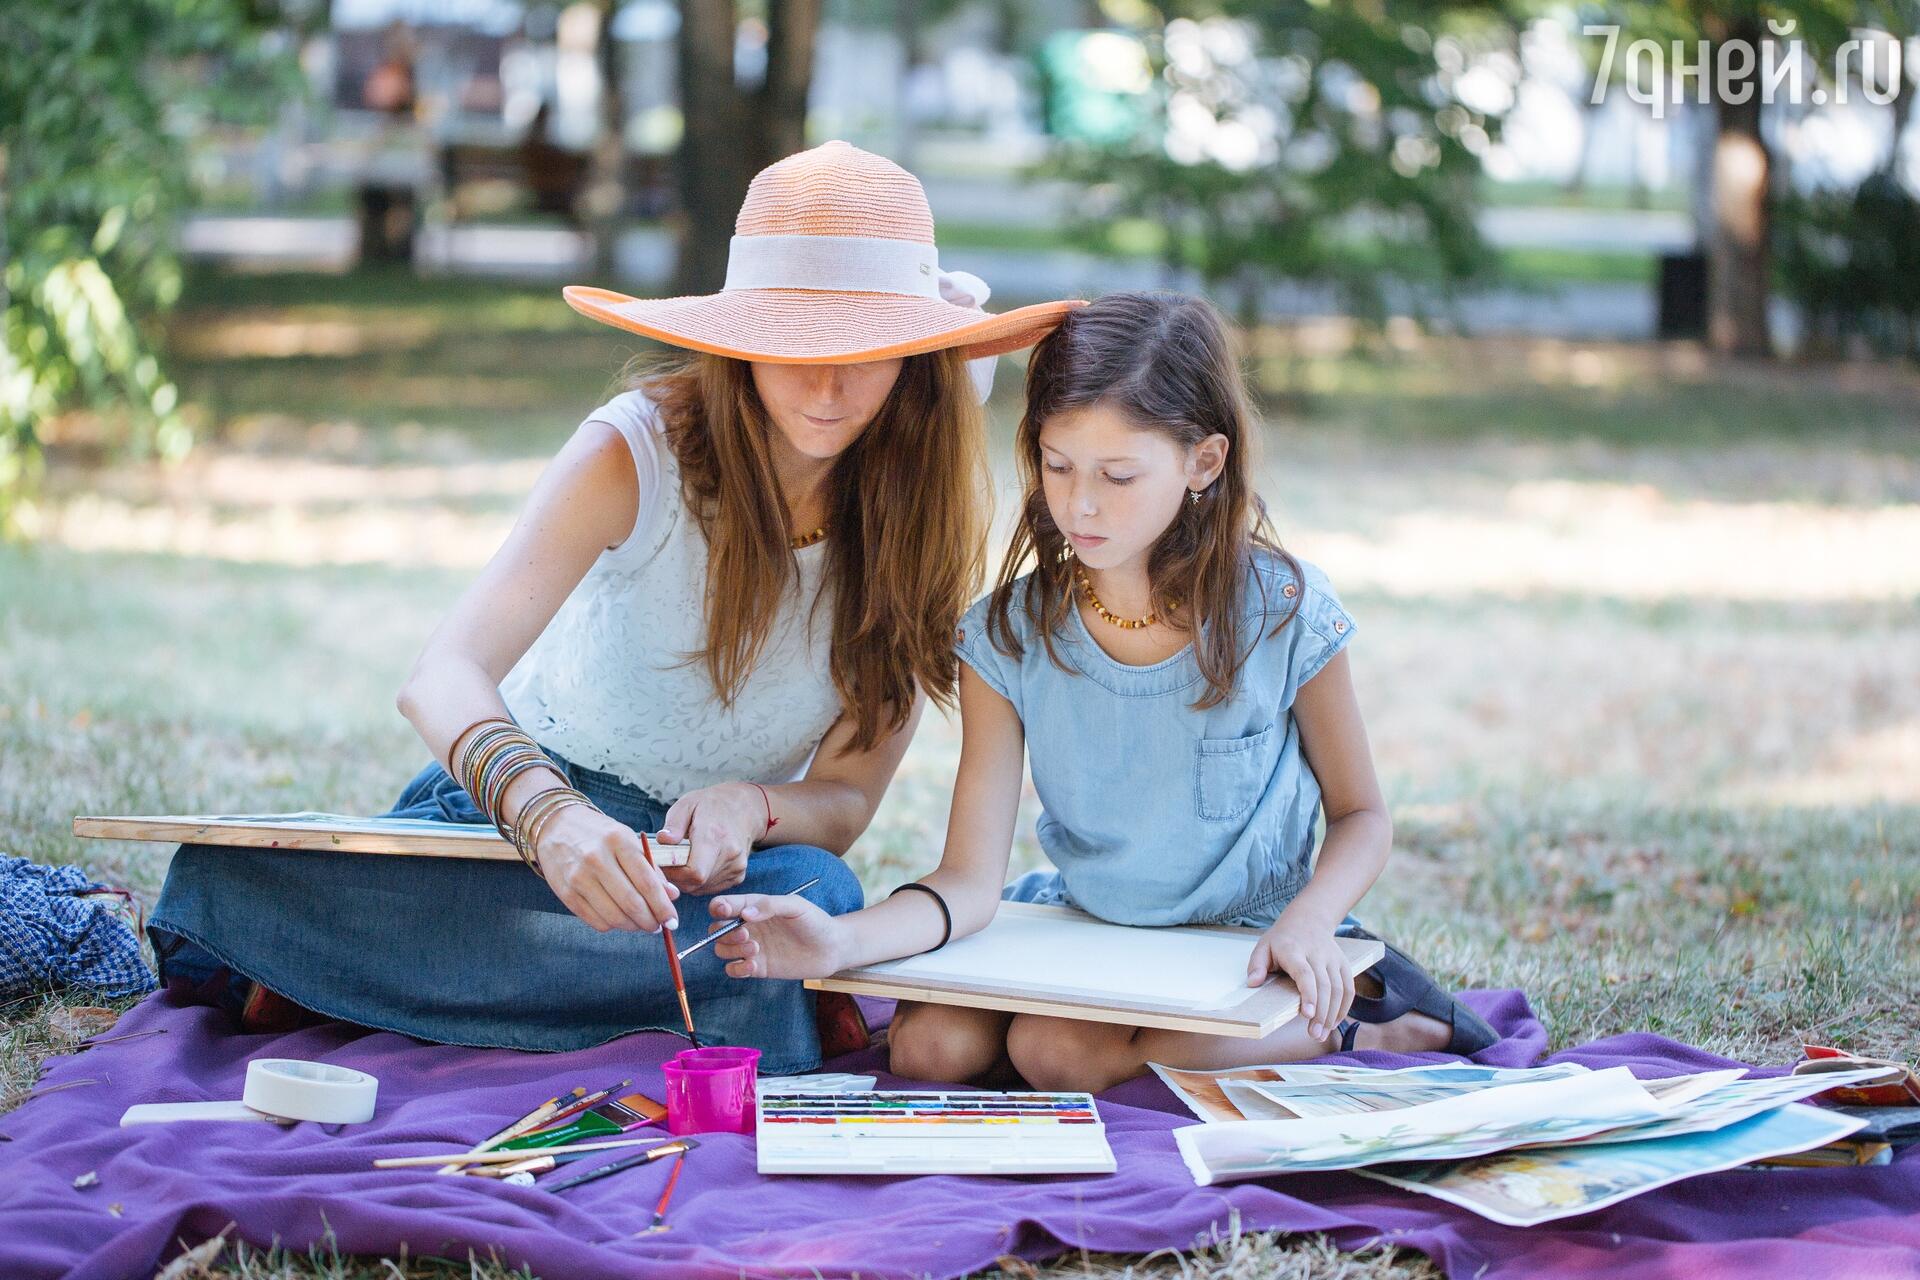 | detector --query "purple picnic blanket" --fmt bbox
[1,984,1914,1280]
